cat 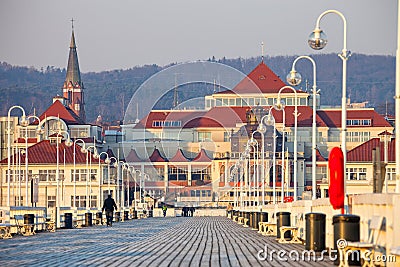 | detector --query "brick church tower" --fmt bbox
[62,24,86,122]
